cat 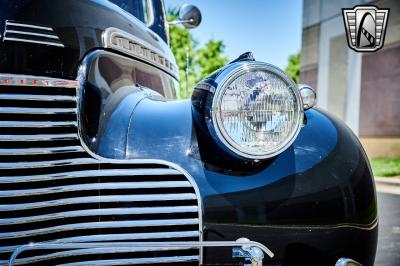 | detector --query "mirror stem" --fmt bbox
[167,19,194,26]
